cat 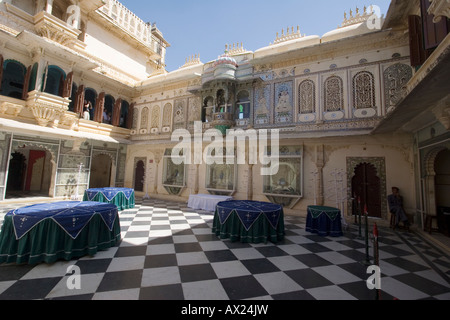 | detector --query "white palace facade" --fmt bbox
[0,0,449,232]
